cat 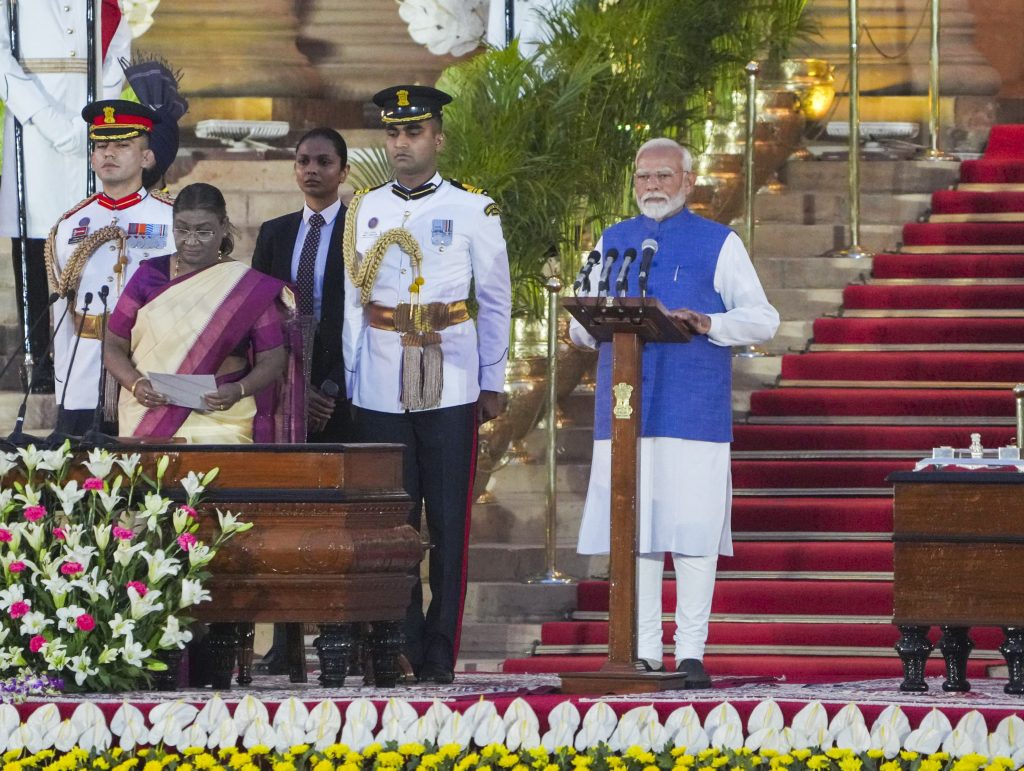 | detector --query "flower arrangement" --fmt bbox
[0,443,252,692]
